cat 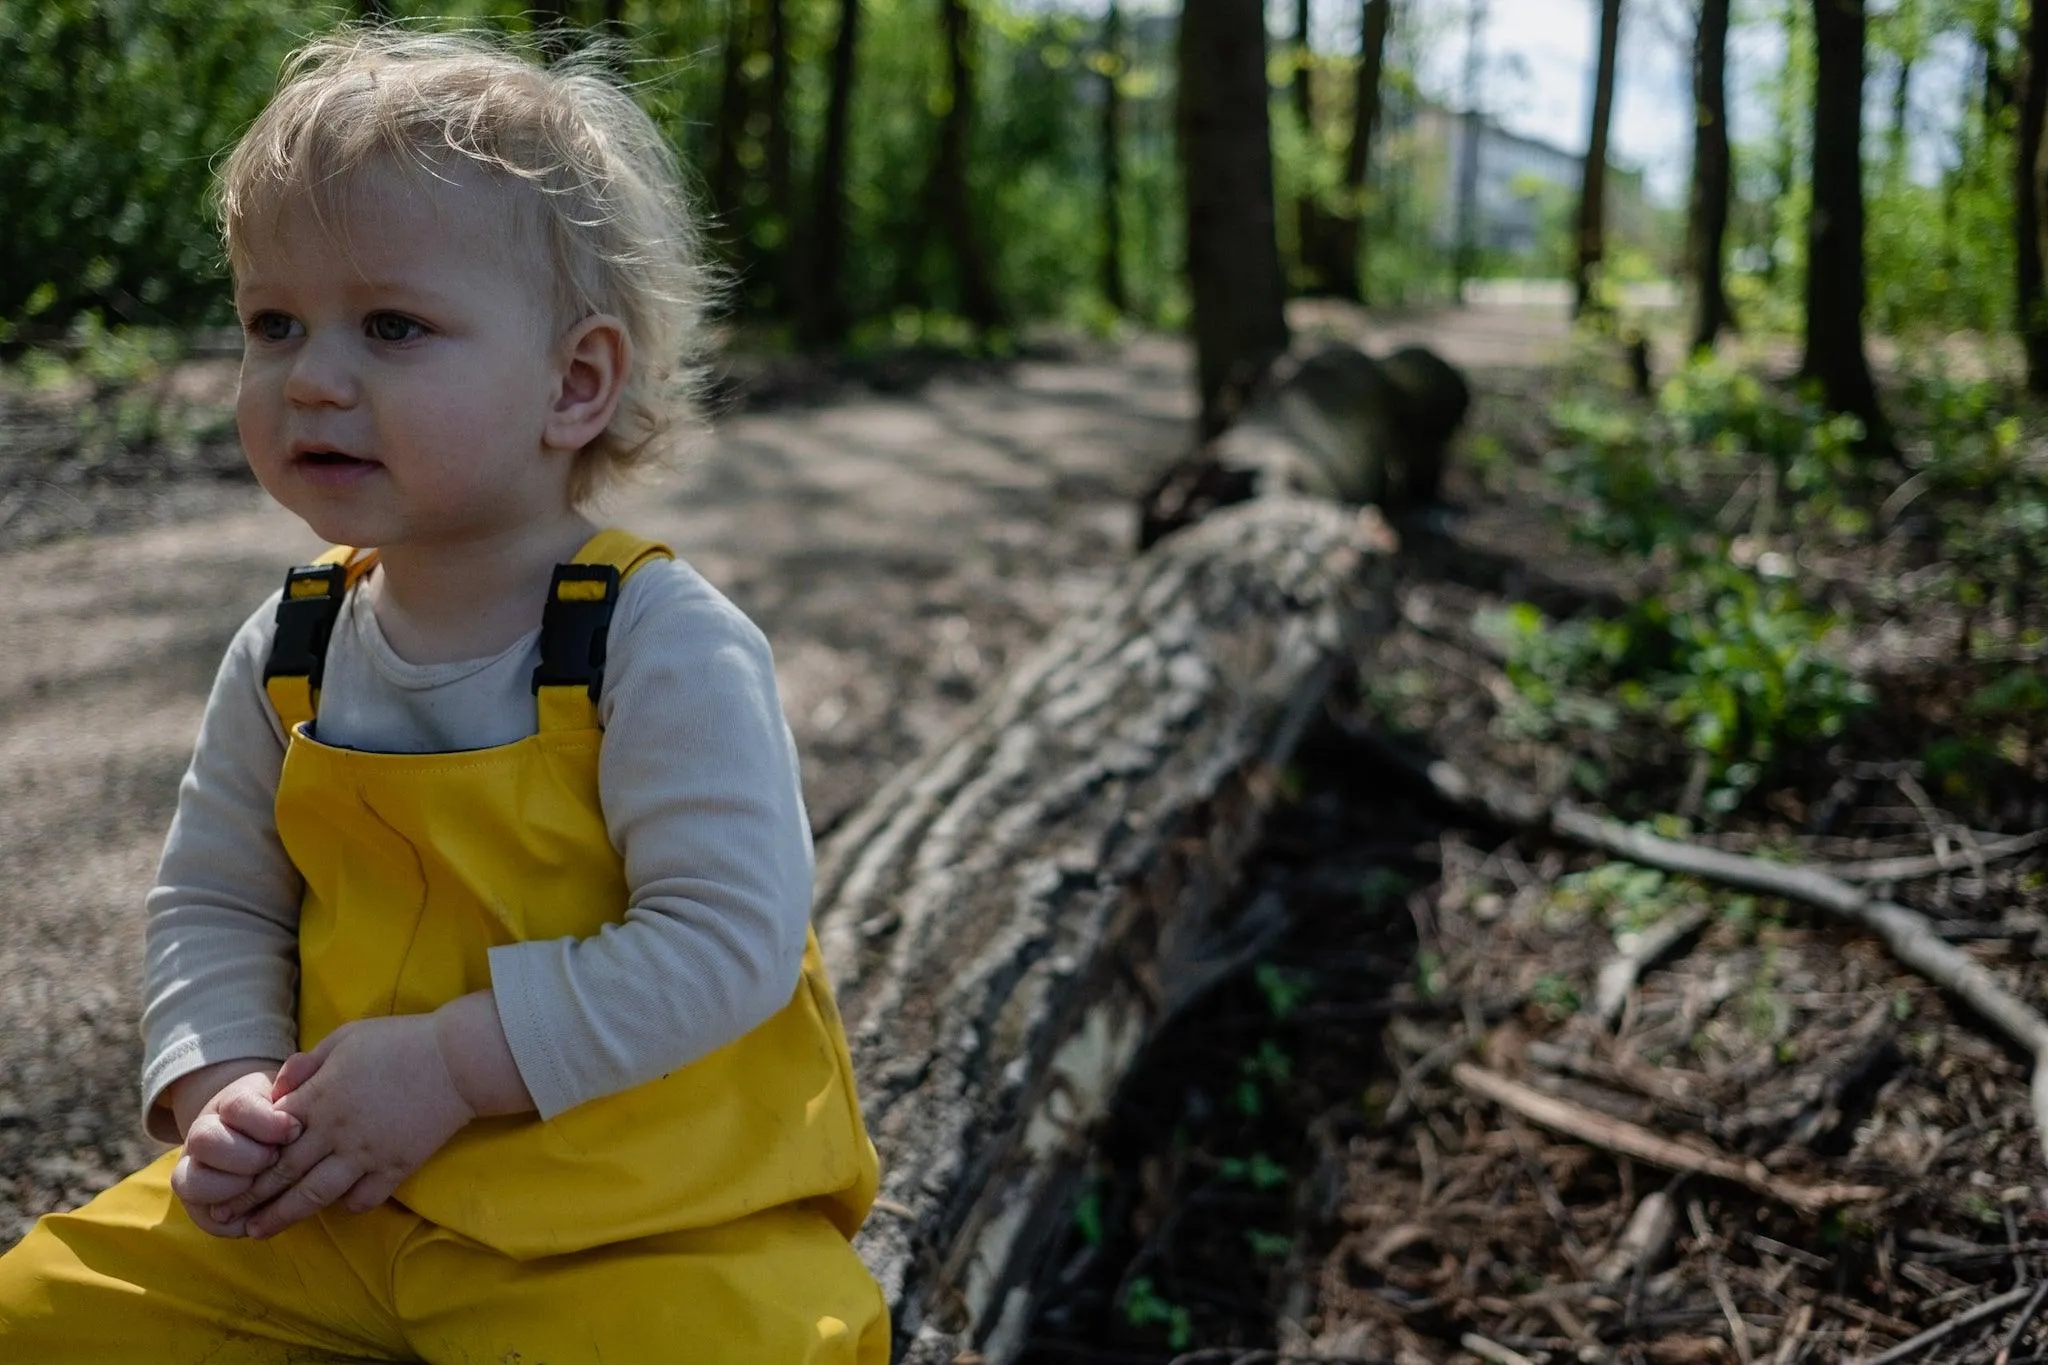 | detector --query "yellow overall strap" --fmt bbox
[533,529,673,733]
[261,546,377,732]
